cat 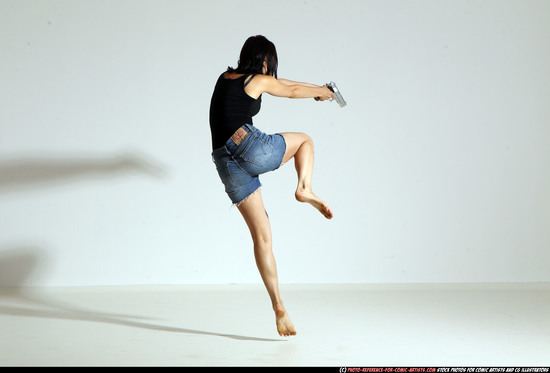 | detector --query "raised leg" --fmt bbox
[237,189,296,337]
[280,132,333,219]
